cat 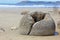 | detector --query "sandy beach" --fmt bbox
[0,7,60,40]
